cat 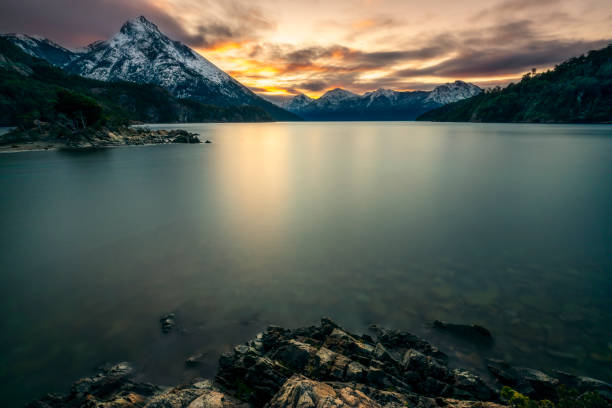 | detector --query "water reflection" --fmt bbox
[0,122,611,406]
